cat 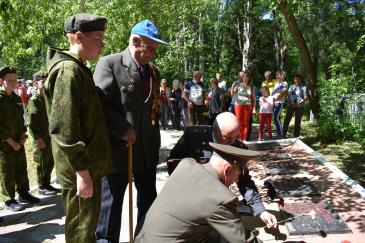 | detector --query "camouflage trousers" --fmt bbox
[0,148,30,201]
[62,176,101,243]
[32,136,54,187]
